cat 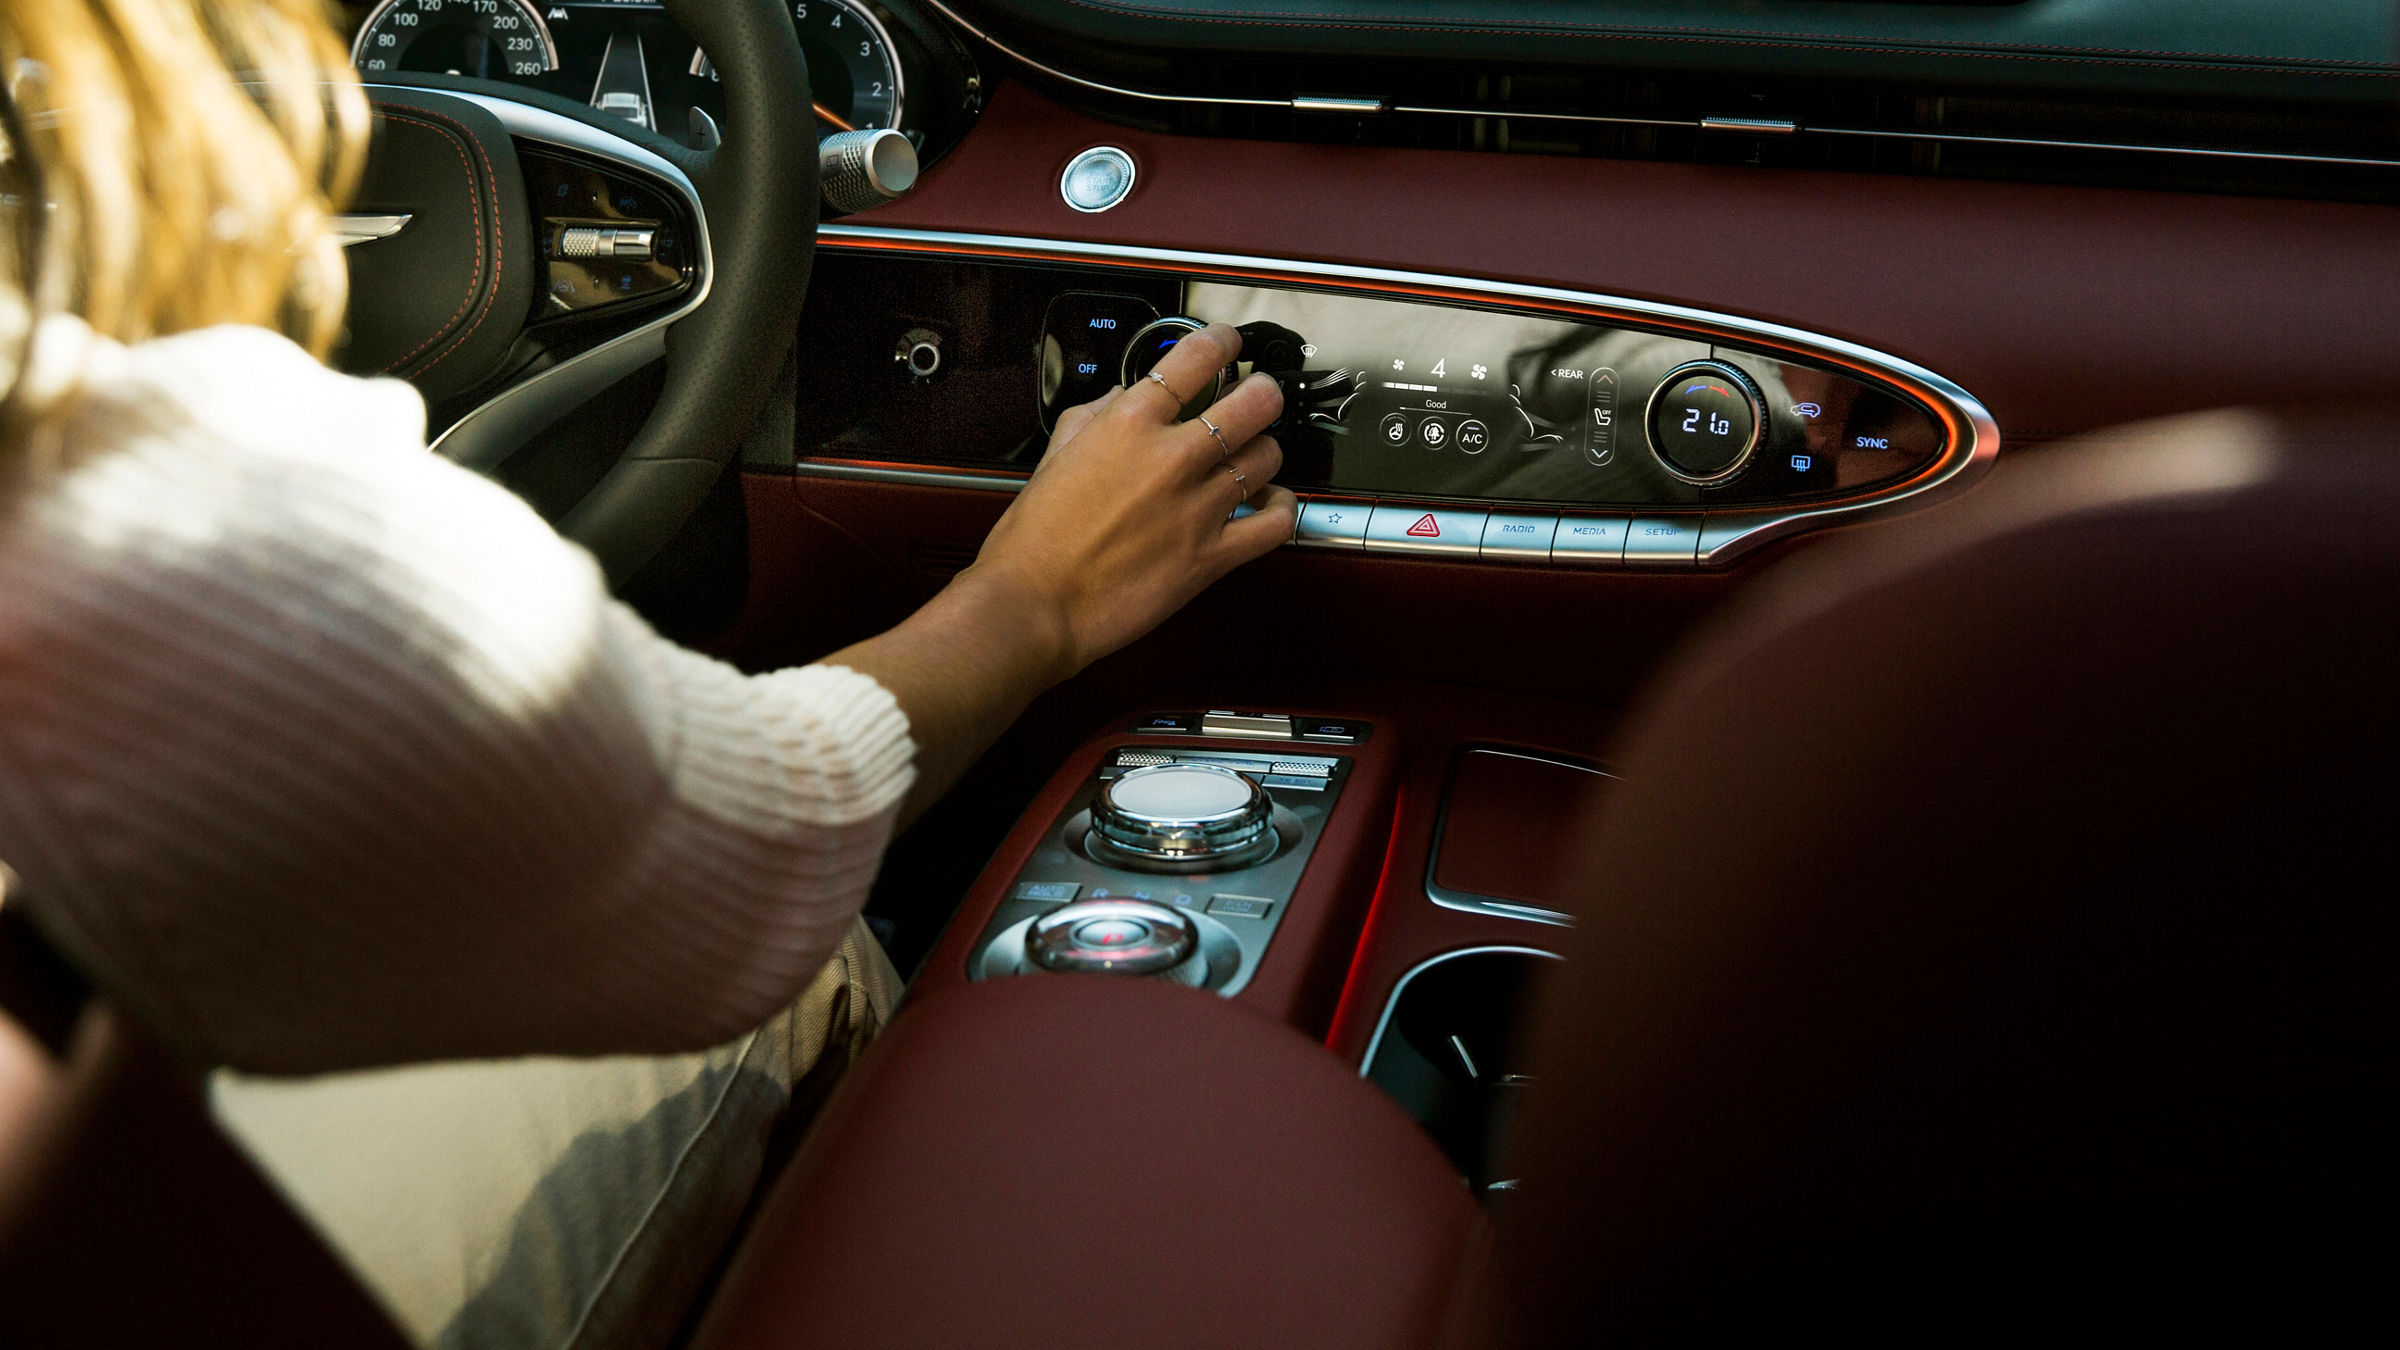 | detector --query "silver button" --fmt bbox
[1480,511,1558,561]
[1552,514,1630,564]
[1364,504,1487,557]
[1294,498,1371,548]
[1200,711,1295,739]
[1059,146,1137,213]
[1623,516,1702,566]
